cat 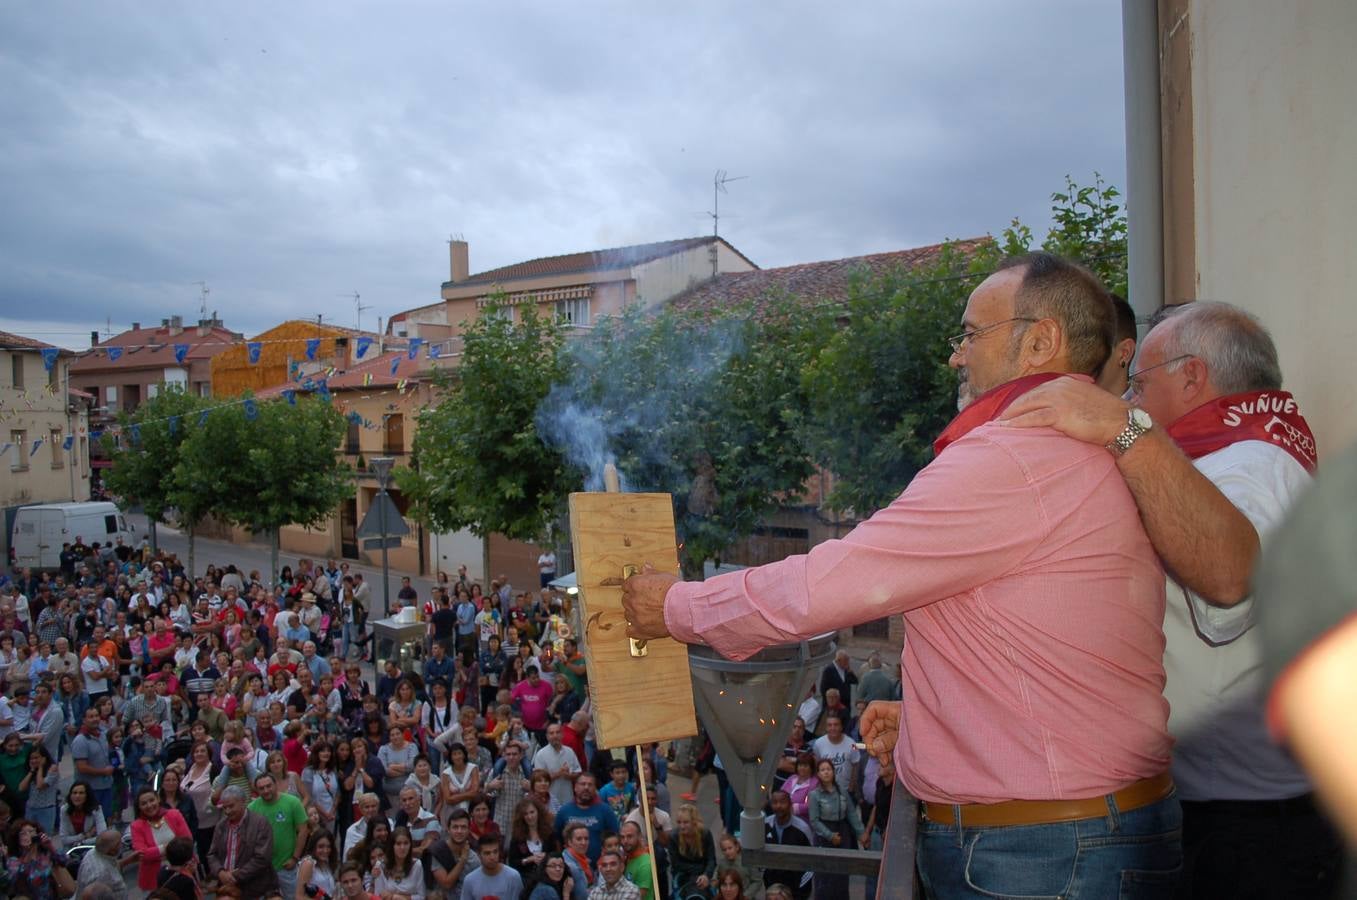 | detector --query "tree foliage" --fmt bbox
[101,387,210,530]
[798,243,996,514]
[397,302,571,541]
[173,395,351,577]
[538,300,829,576]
